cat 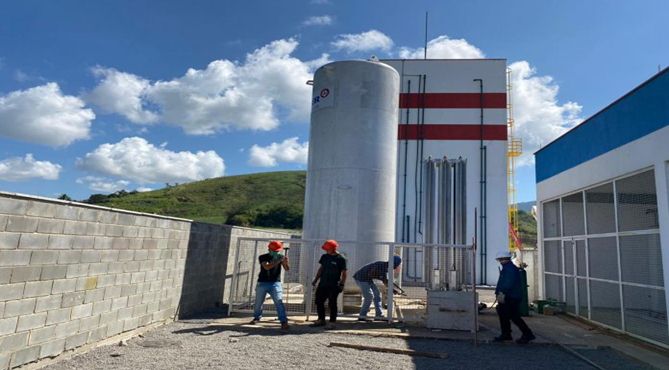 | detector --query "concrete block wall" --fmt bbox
[0,193,190,369]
